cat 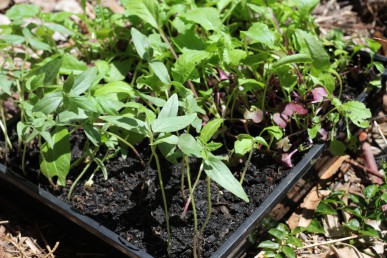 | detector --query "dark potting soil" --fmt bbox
[54,152,291,258]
